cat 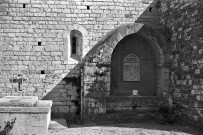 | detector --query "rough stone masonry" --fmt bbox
[0,0,203,126]
[161,0,203,125]
[0,0,160,117]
